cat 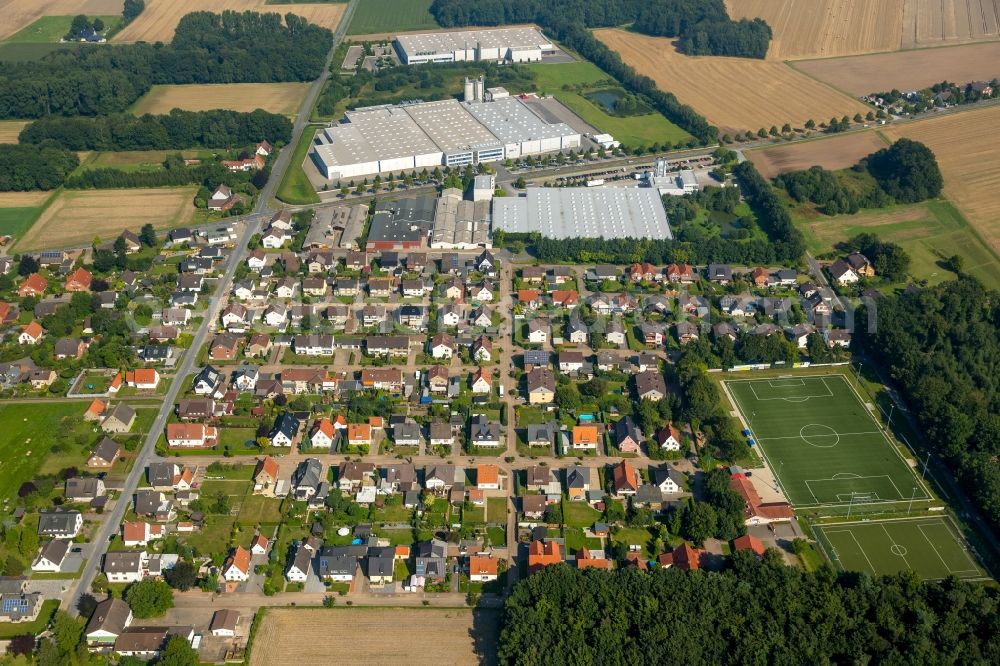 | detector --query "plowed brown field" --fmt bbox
[594,29,869,135]
[747,131,889,178]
